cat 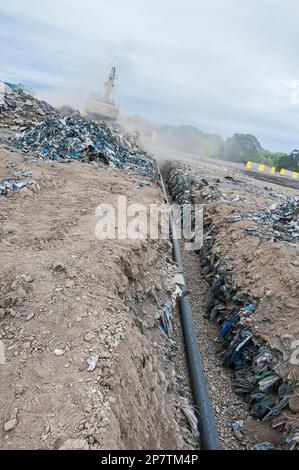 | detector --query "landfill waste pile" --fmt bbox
[7,115,158,179]
[0,81,158,180]
[0,82,158,180]
[163,161,299,450]
[0,81,57,132]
